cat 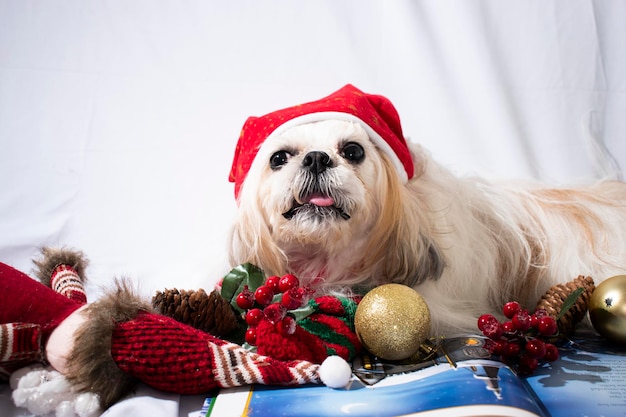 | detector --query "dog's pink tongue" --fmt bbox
[307,194,334,207]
